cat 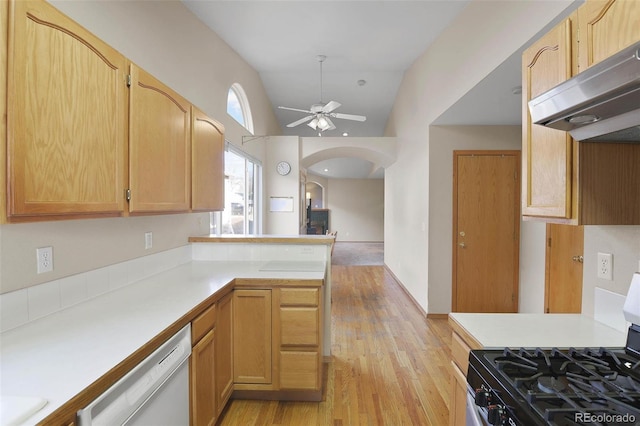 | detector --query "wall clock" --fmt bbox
[276,161,291,176]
